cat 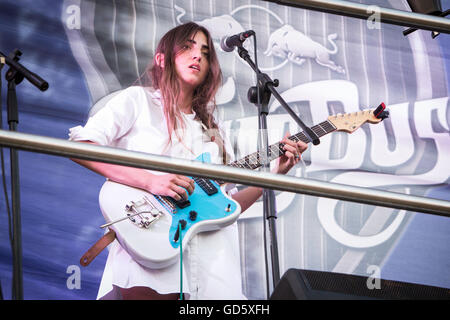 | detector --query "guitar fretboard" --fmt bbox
[227,120,336,170]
